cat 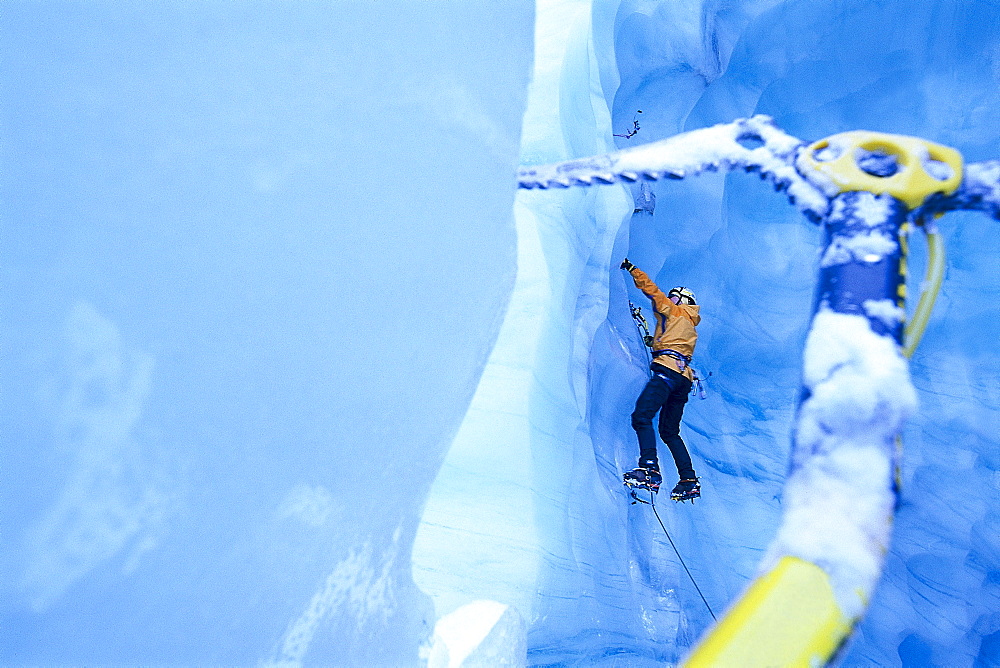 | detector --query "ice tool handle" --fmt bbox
[514,121,984,668]
[799,130,964,210]
[686,152,927,668]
